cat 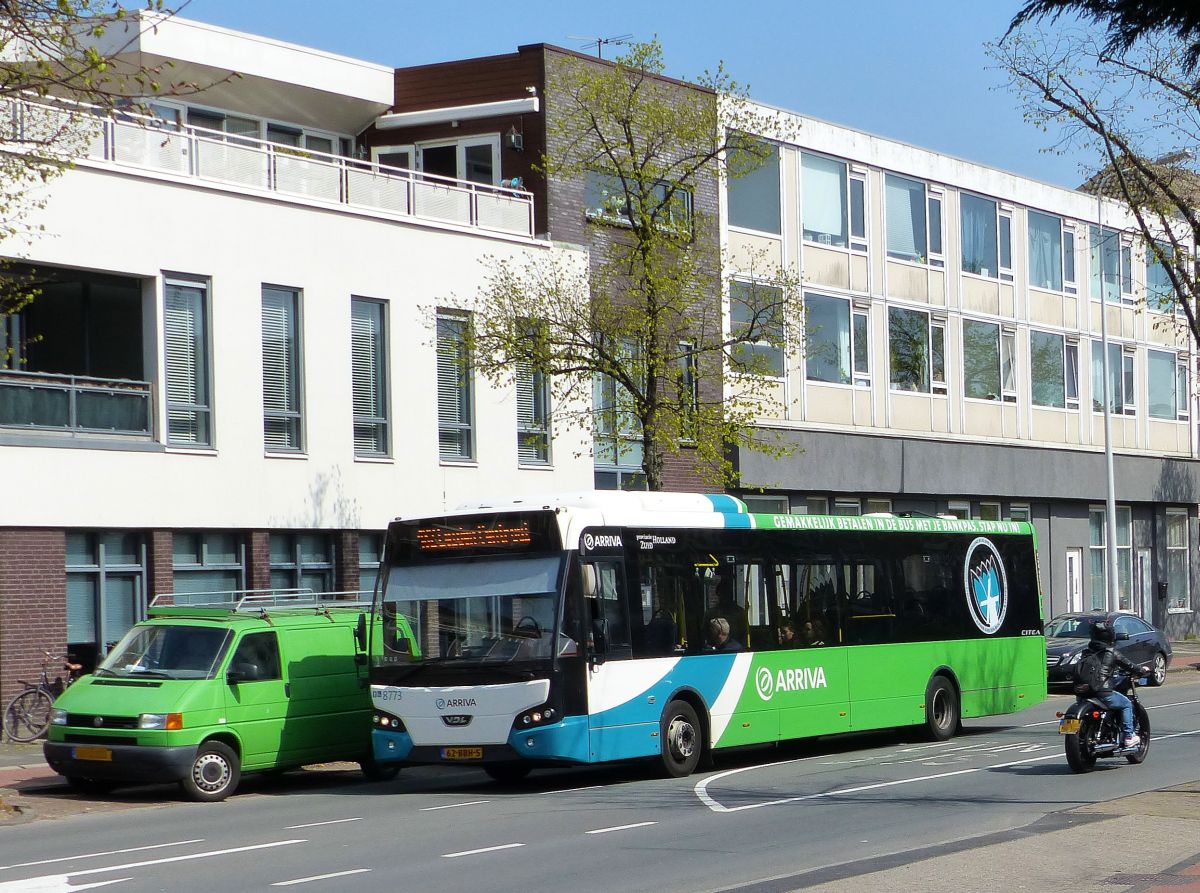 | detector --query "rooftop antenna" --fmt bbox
[567,33,634,60]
